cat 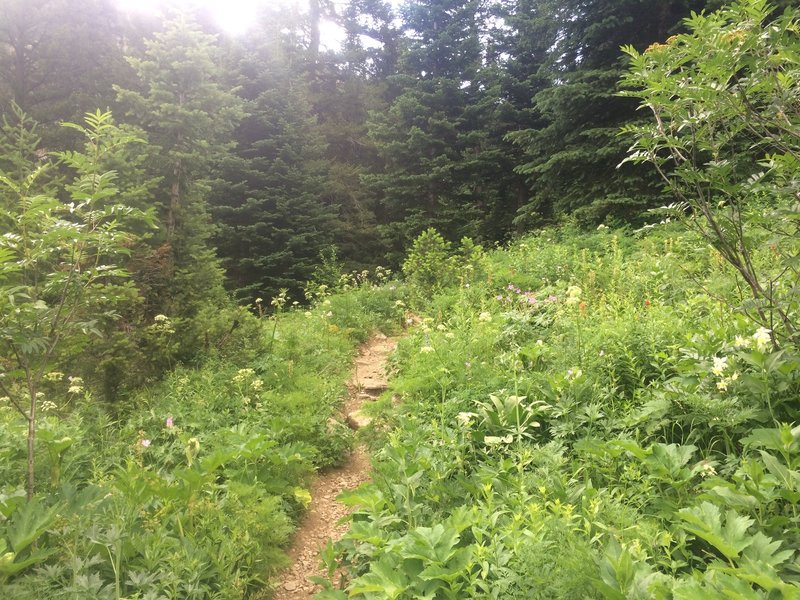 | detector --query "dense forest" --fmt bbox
[2,0,769,303]
[1,0,799,597]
